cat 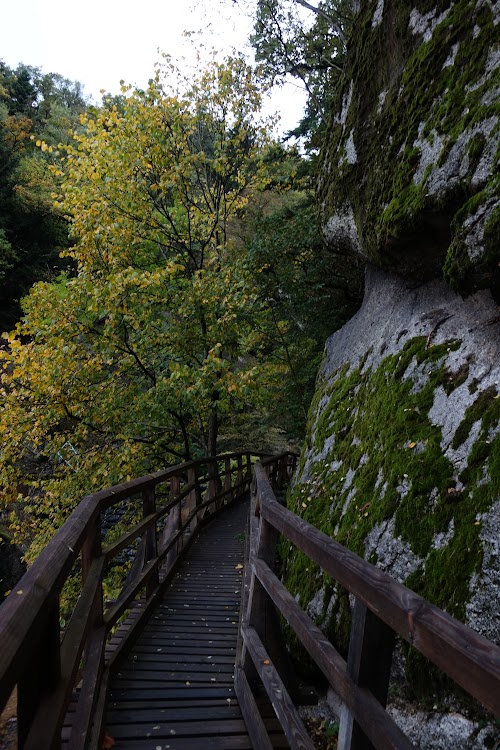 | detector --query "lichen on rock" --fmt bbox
[319,0,500,297]
[289,2,500,741]
[284,267,500,706]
